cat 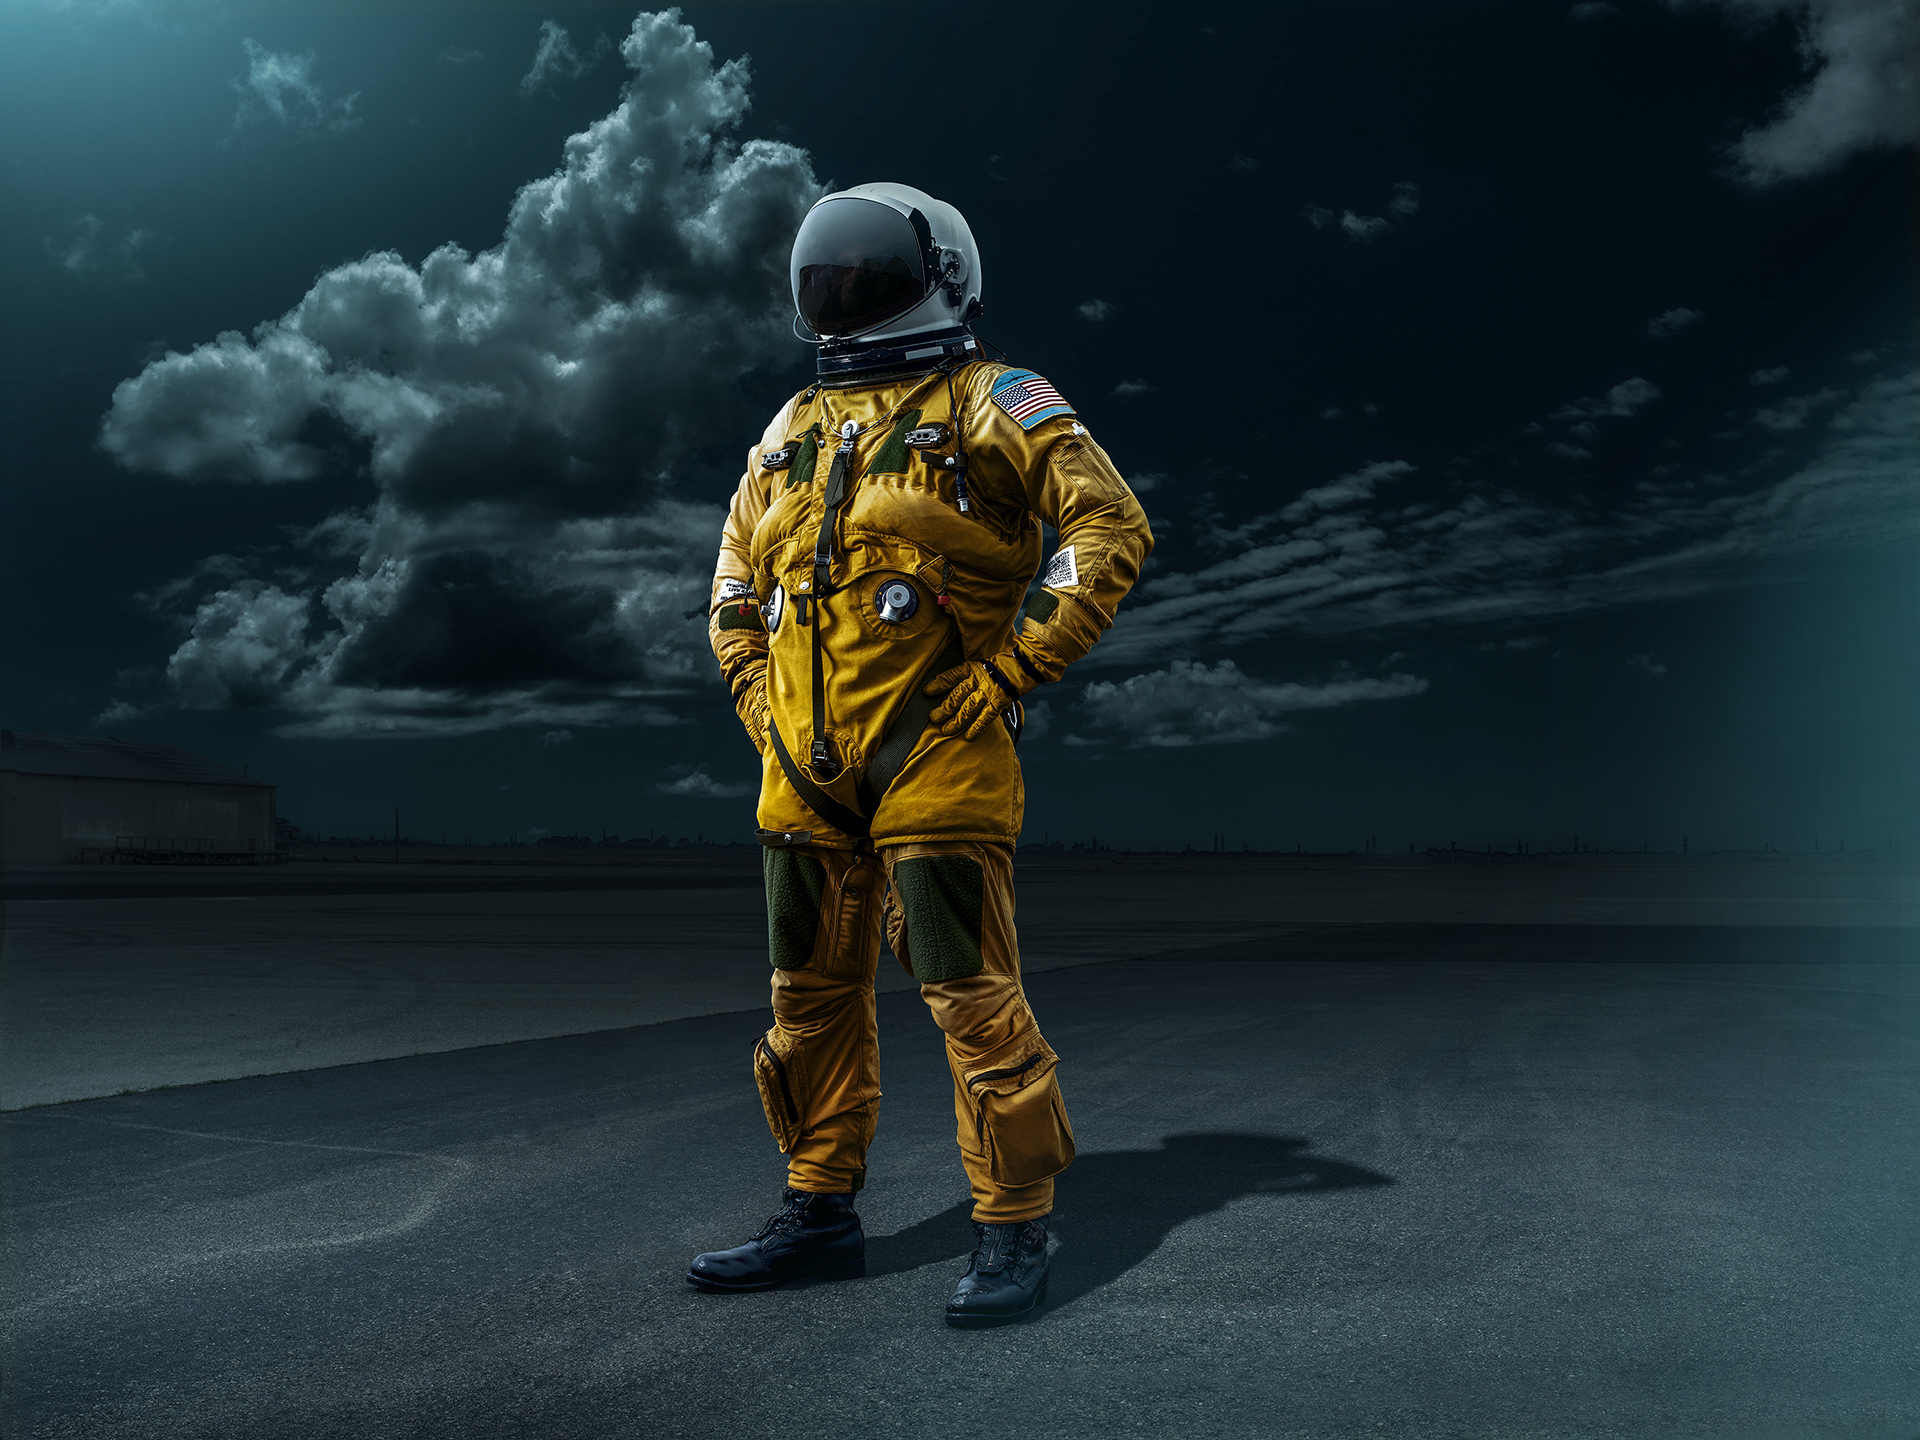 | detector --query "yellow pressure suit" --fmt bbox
[708,358,1152,1222]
